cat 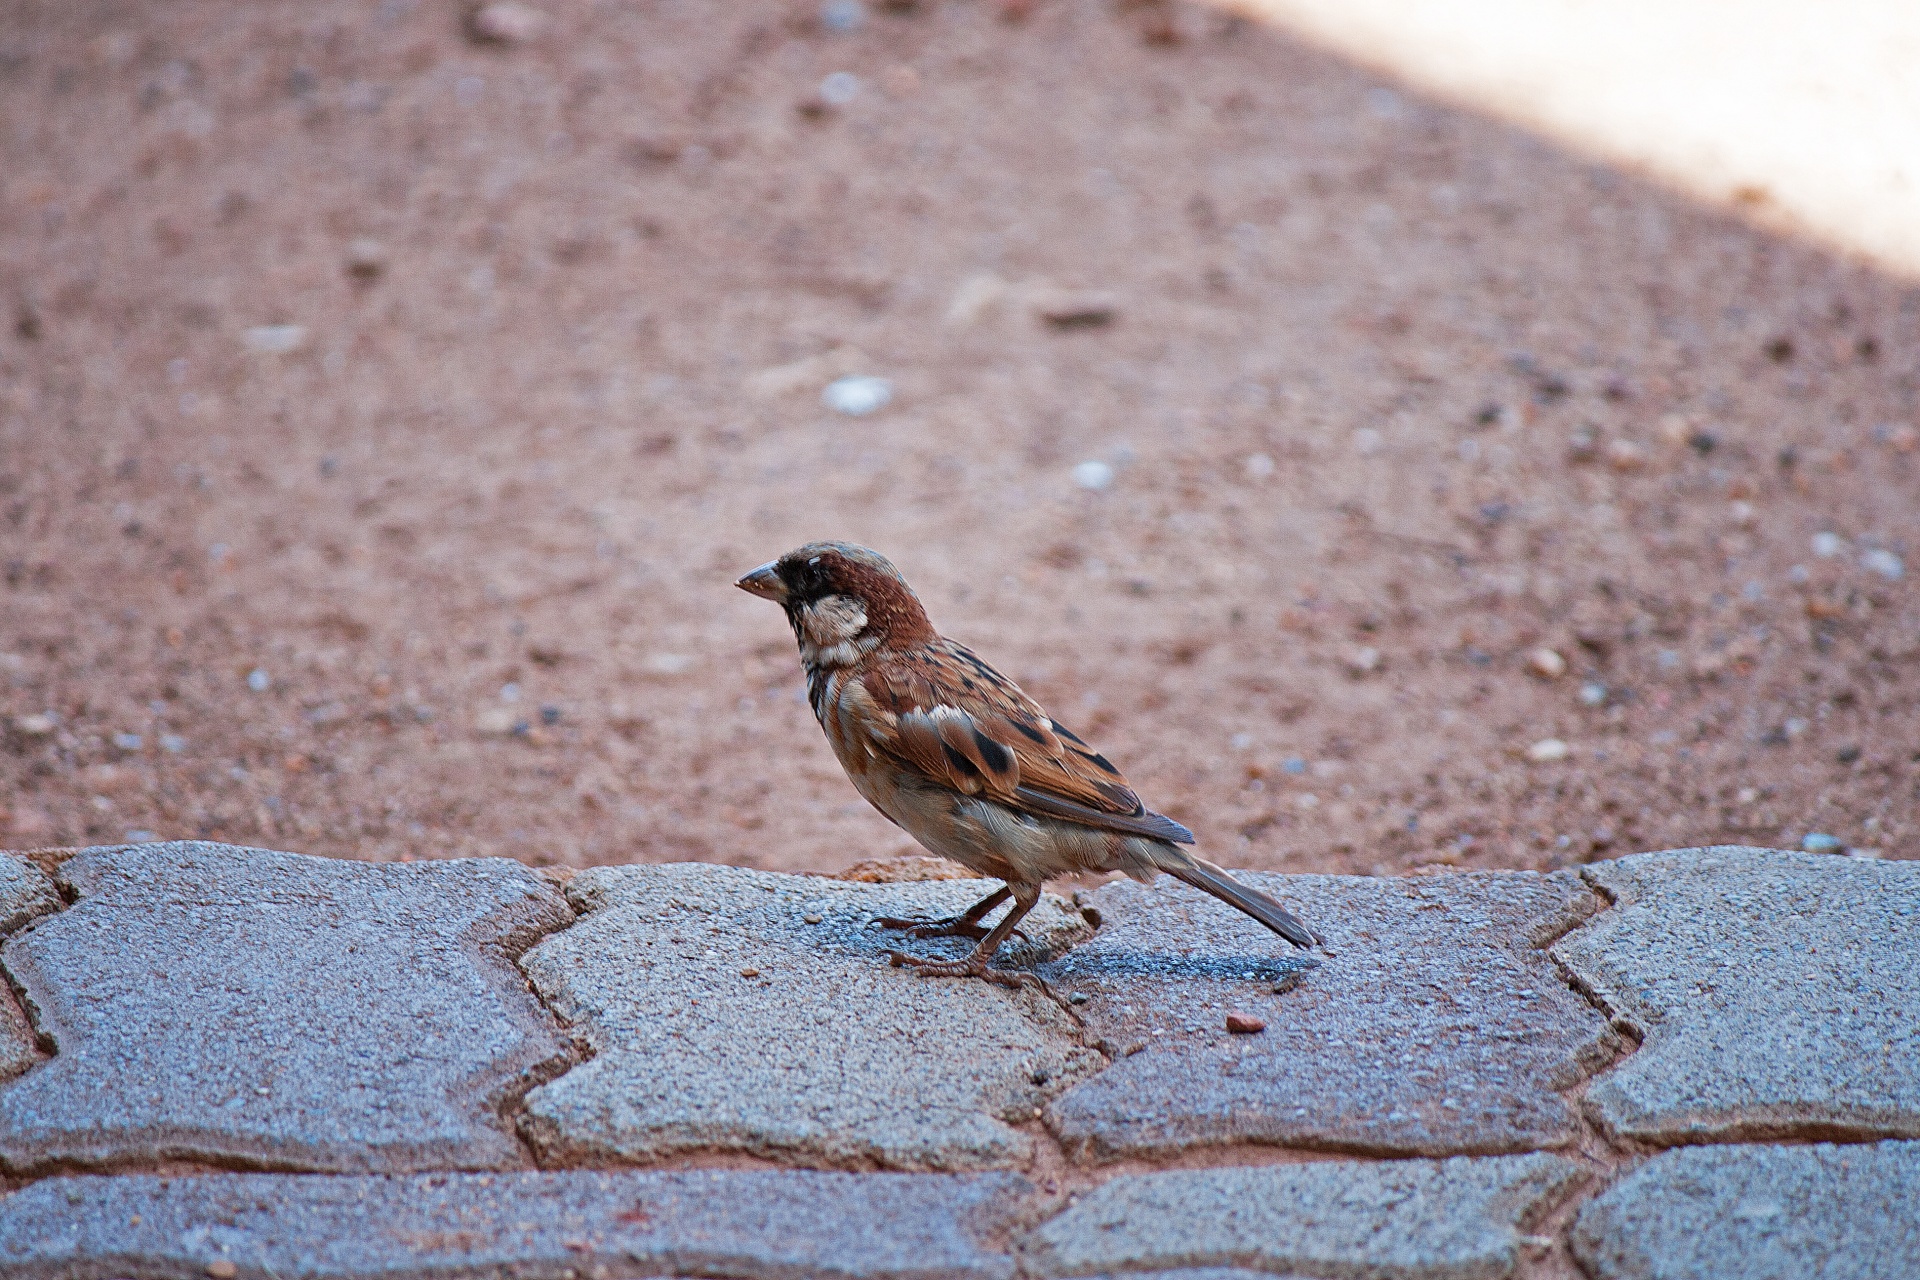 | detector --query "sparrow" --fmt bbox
[737,541,1317,988]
